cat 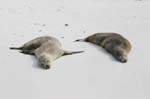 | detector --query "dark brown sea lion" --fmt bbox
[75,33,132,63]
